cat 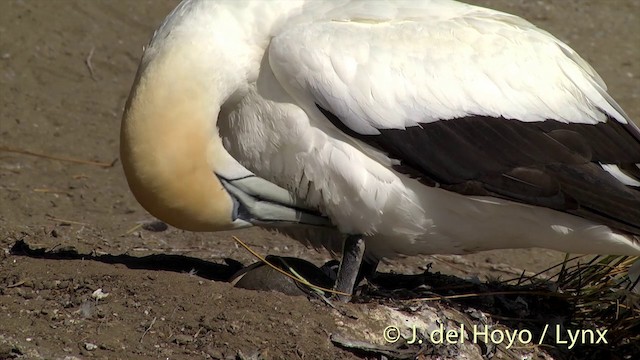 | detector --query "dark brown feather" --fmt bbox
[317,104,640,235]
